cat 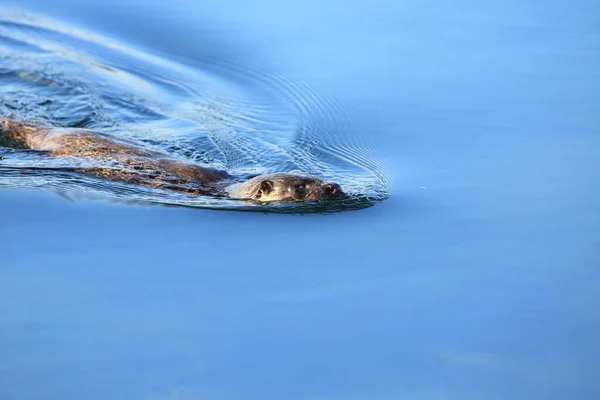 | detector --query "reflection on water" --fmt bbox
[0,10,388,212]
